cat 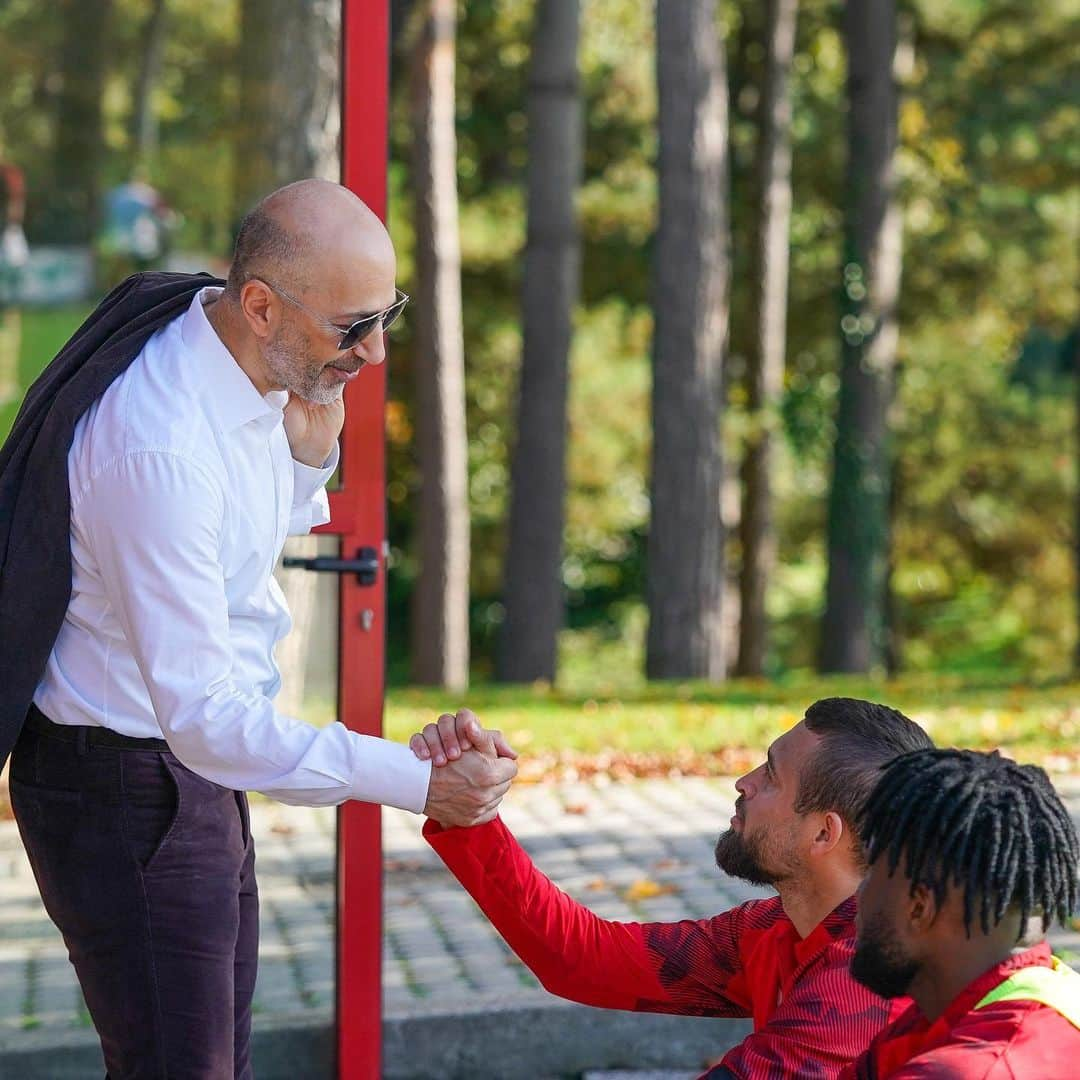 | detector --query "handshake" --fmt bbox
[414,709,519,828]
